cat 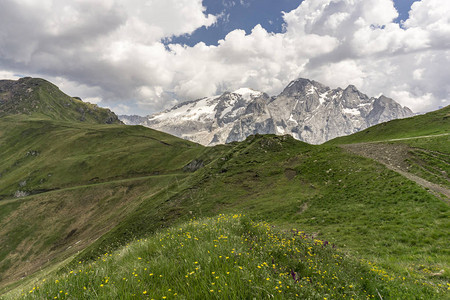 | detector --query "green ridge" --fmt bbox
[0,116,203,199]
[0,77,120,124]
[328,105,450,144]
